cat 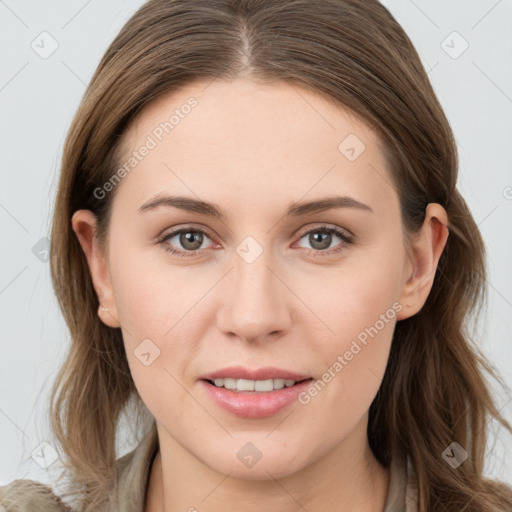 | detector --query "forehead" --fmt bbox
[124,77,383,154]
[113,77,396,217]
